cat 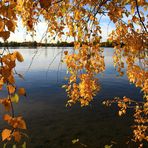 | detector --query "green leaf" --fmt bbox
[11,94,19,103]
[12,145,16,148]
[3,143,7,148]
[72,139,79,144]
[104,145,113,148]
[22,142,27,148]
